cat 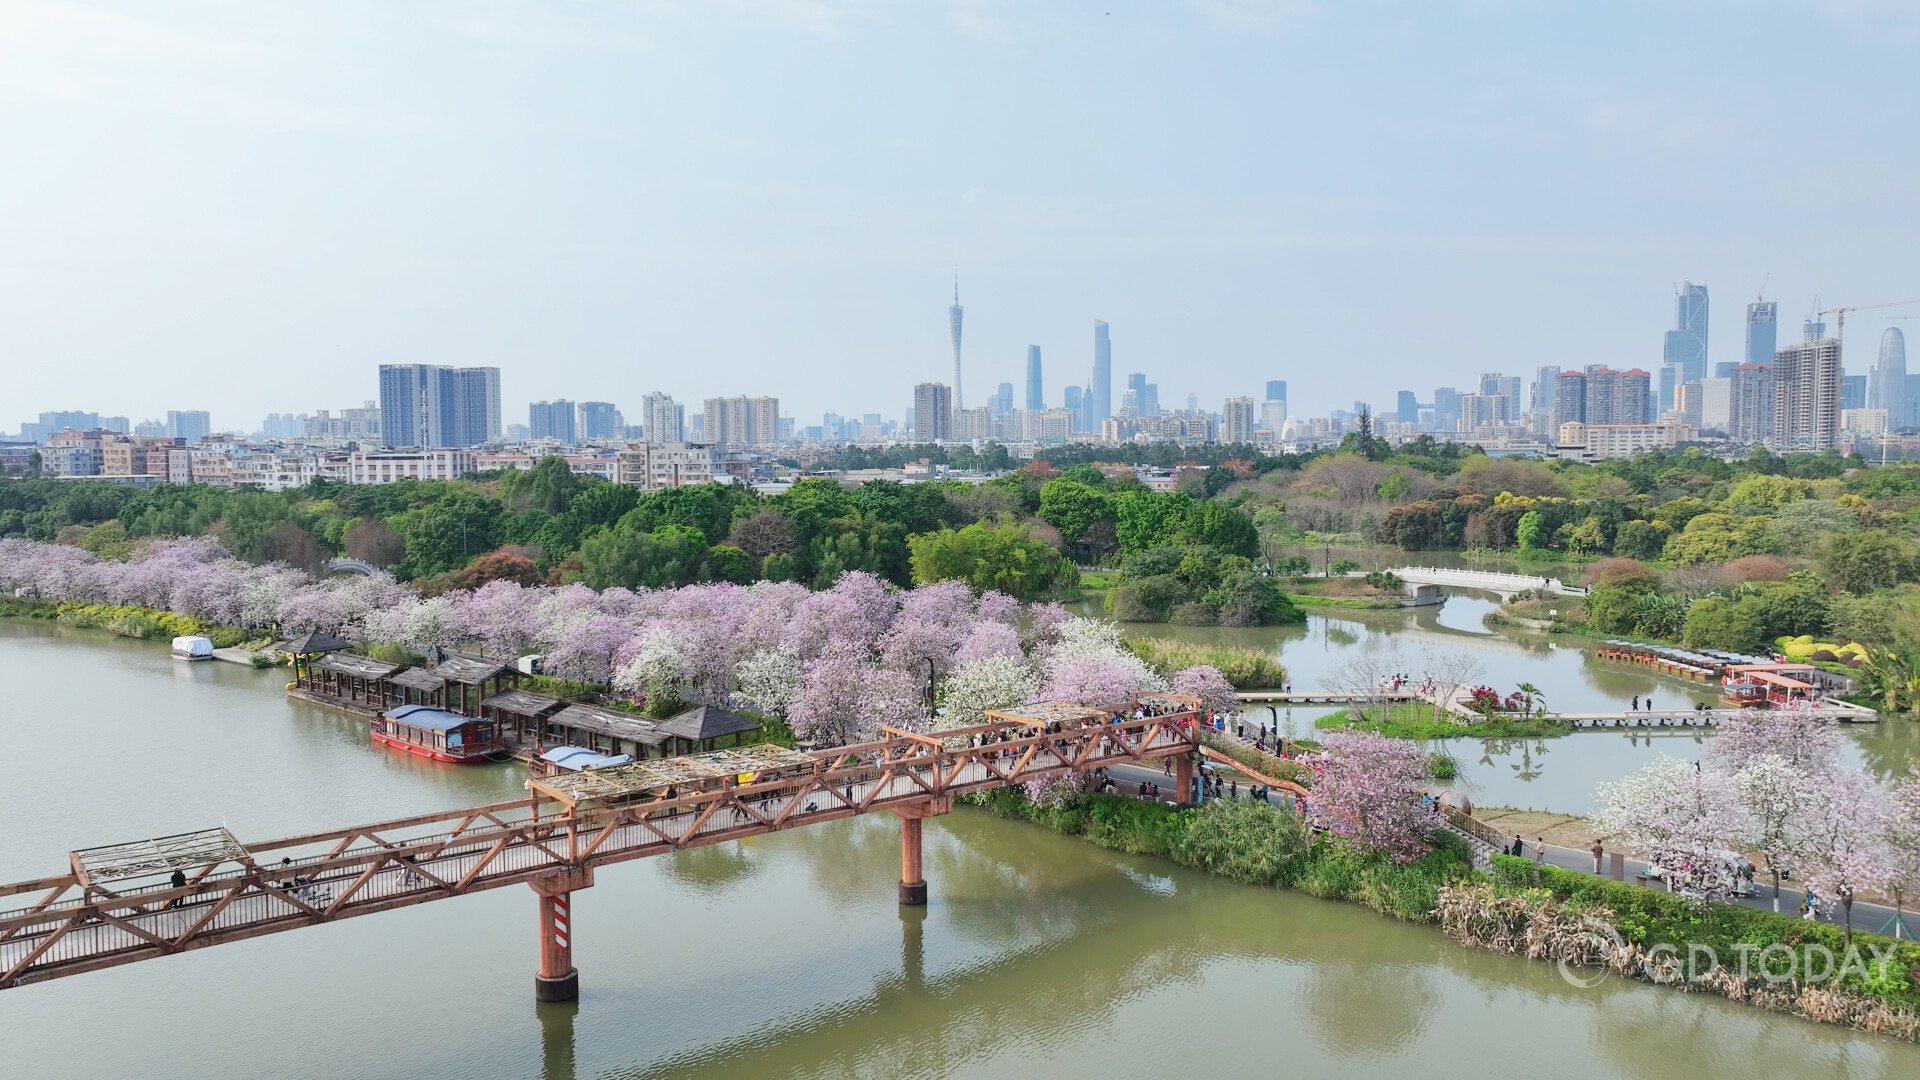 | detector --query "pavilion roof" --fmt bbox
[72,827,251,885]
[549,703,670,747]
[659,705,762,742]
[528,743,817,808]
[274,630,352,655]
[481,689,567,718]
[315,654,406,680]
[386,667,448,692]
[434,655,509,685]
